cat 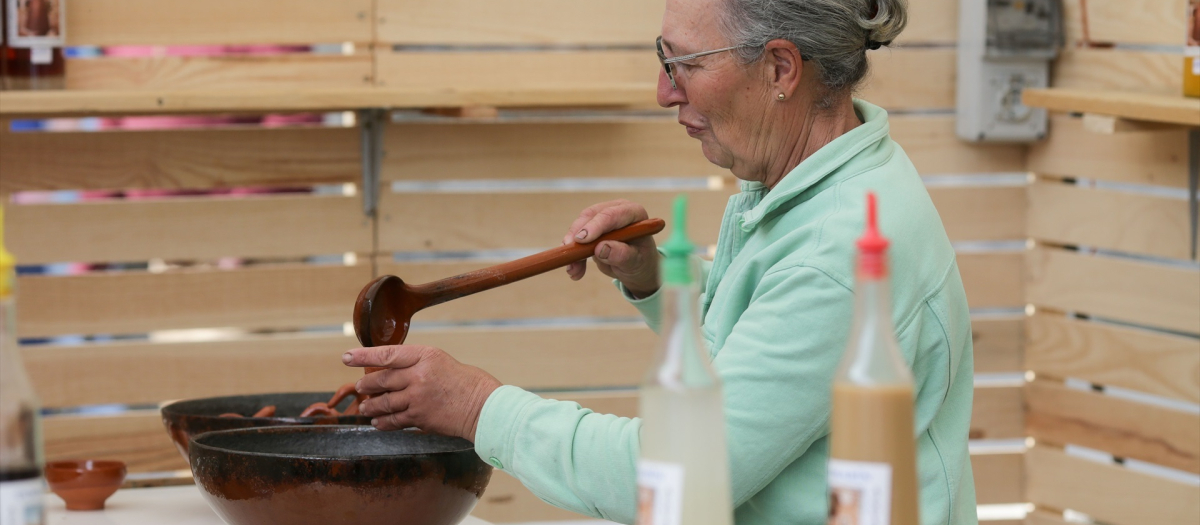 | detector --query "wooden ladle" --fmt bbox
[352,218,665,371]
